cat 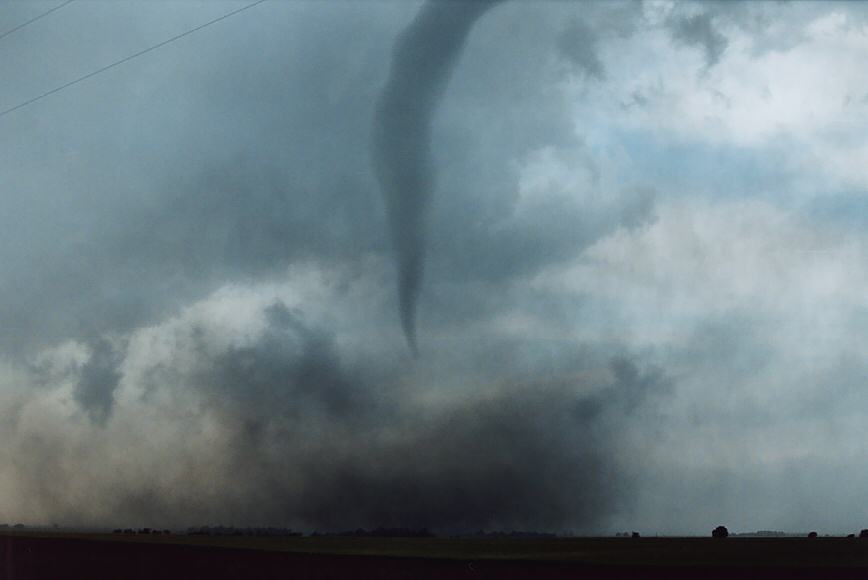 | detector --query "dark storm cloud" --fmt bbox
[0,1,393,354]
[557,18,606,81]
[74,337,124,426]
[0,1,650,355]
[45,300,667,531]
[374,0,503,354]
[0,1,667,531]
[194,302,365,421]
[669,12,729,68]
